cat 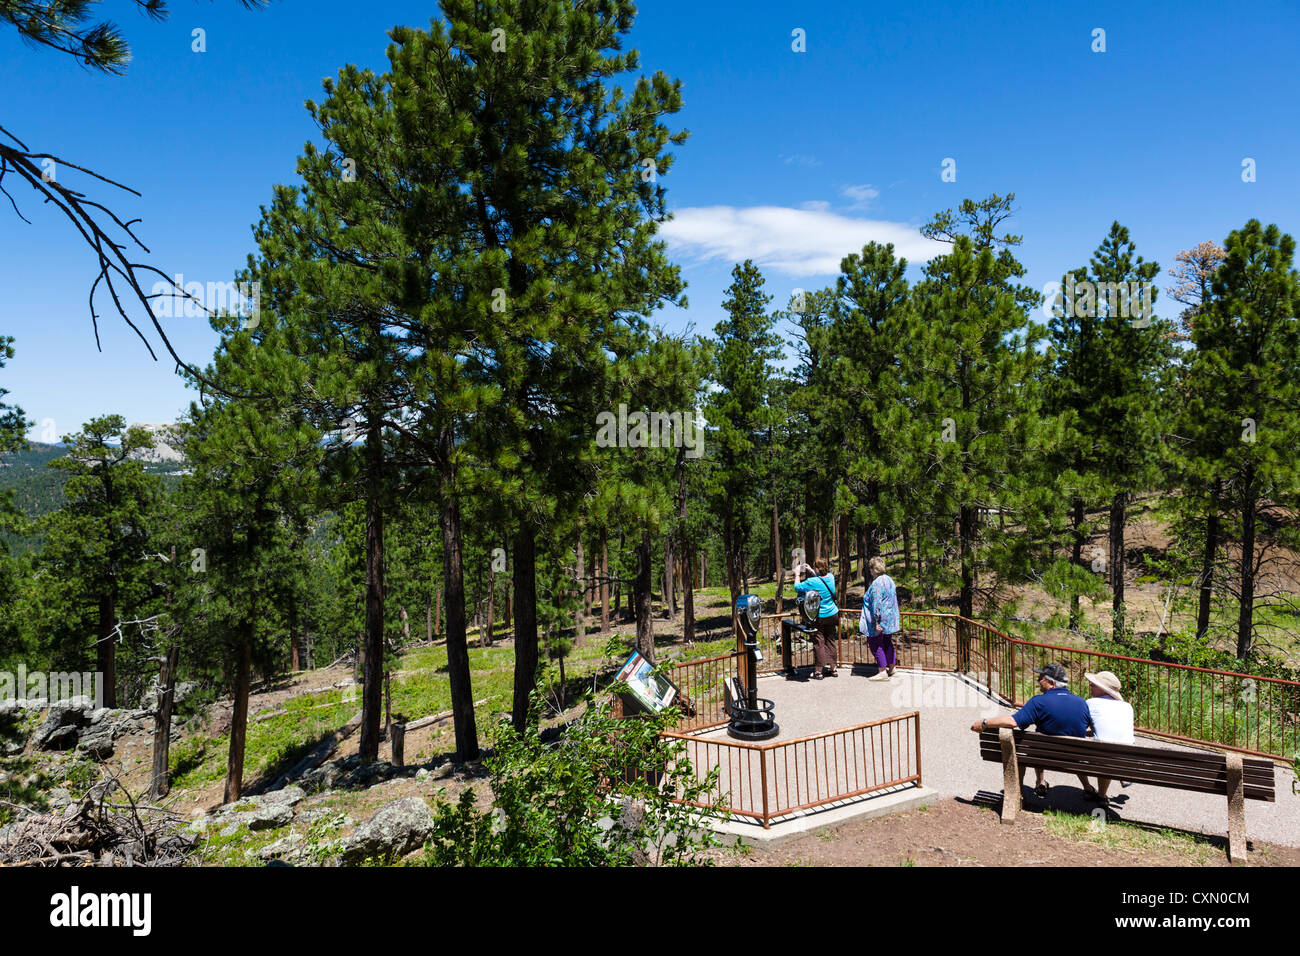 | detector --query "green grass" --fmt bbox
[1043,809,1218,862]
